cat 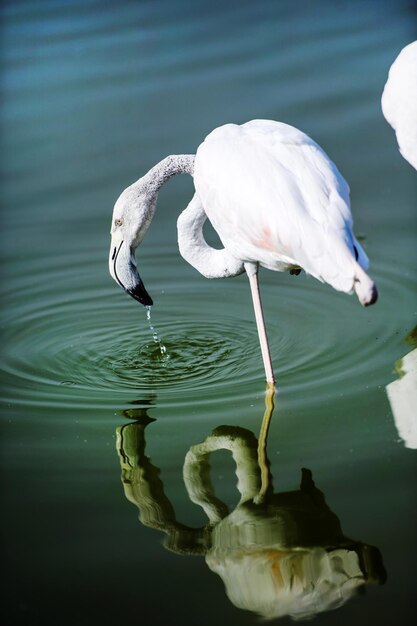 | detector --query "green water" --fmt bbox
[1,1,416,624]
